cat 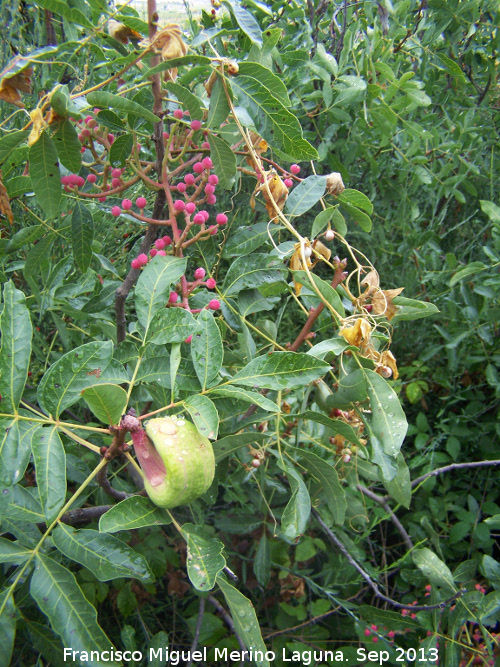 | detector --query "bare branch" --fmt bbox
[411,459,500,488]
